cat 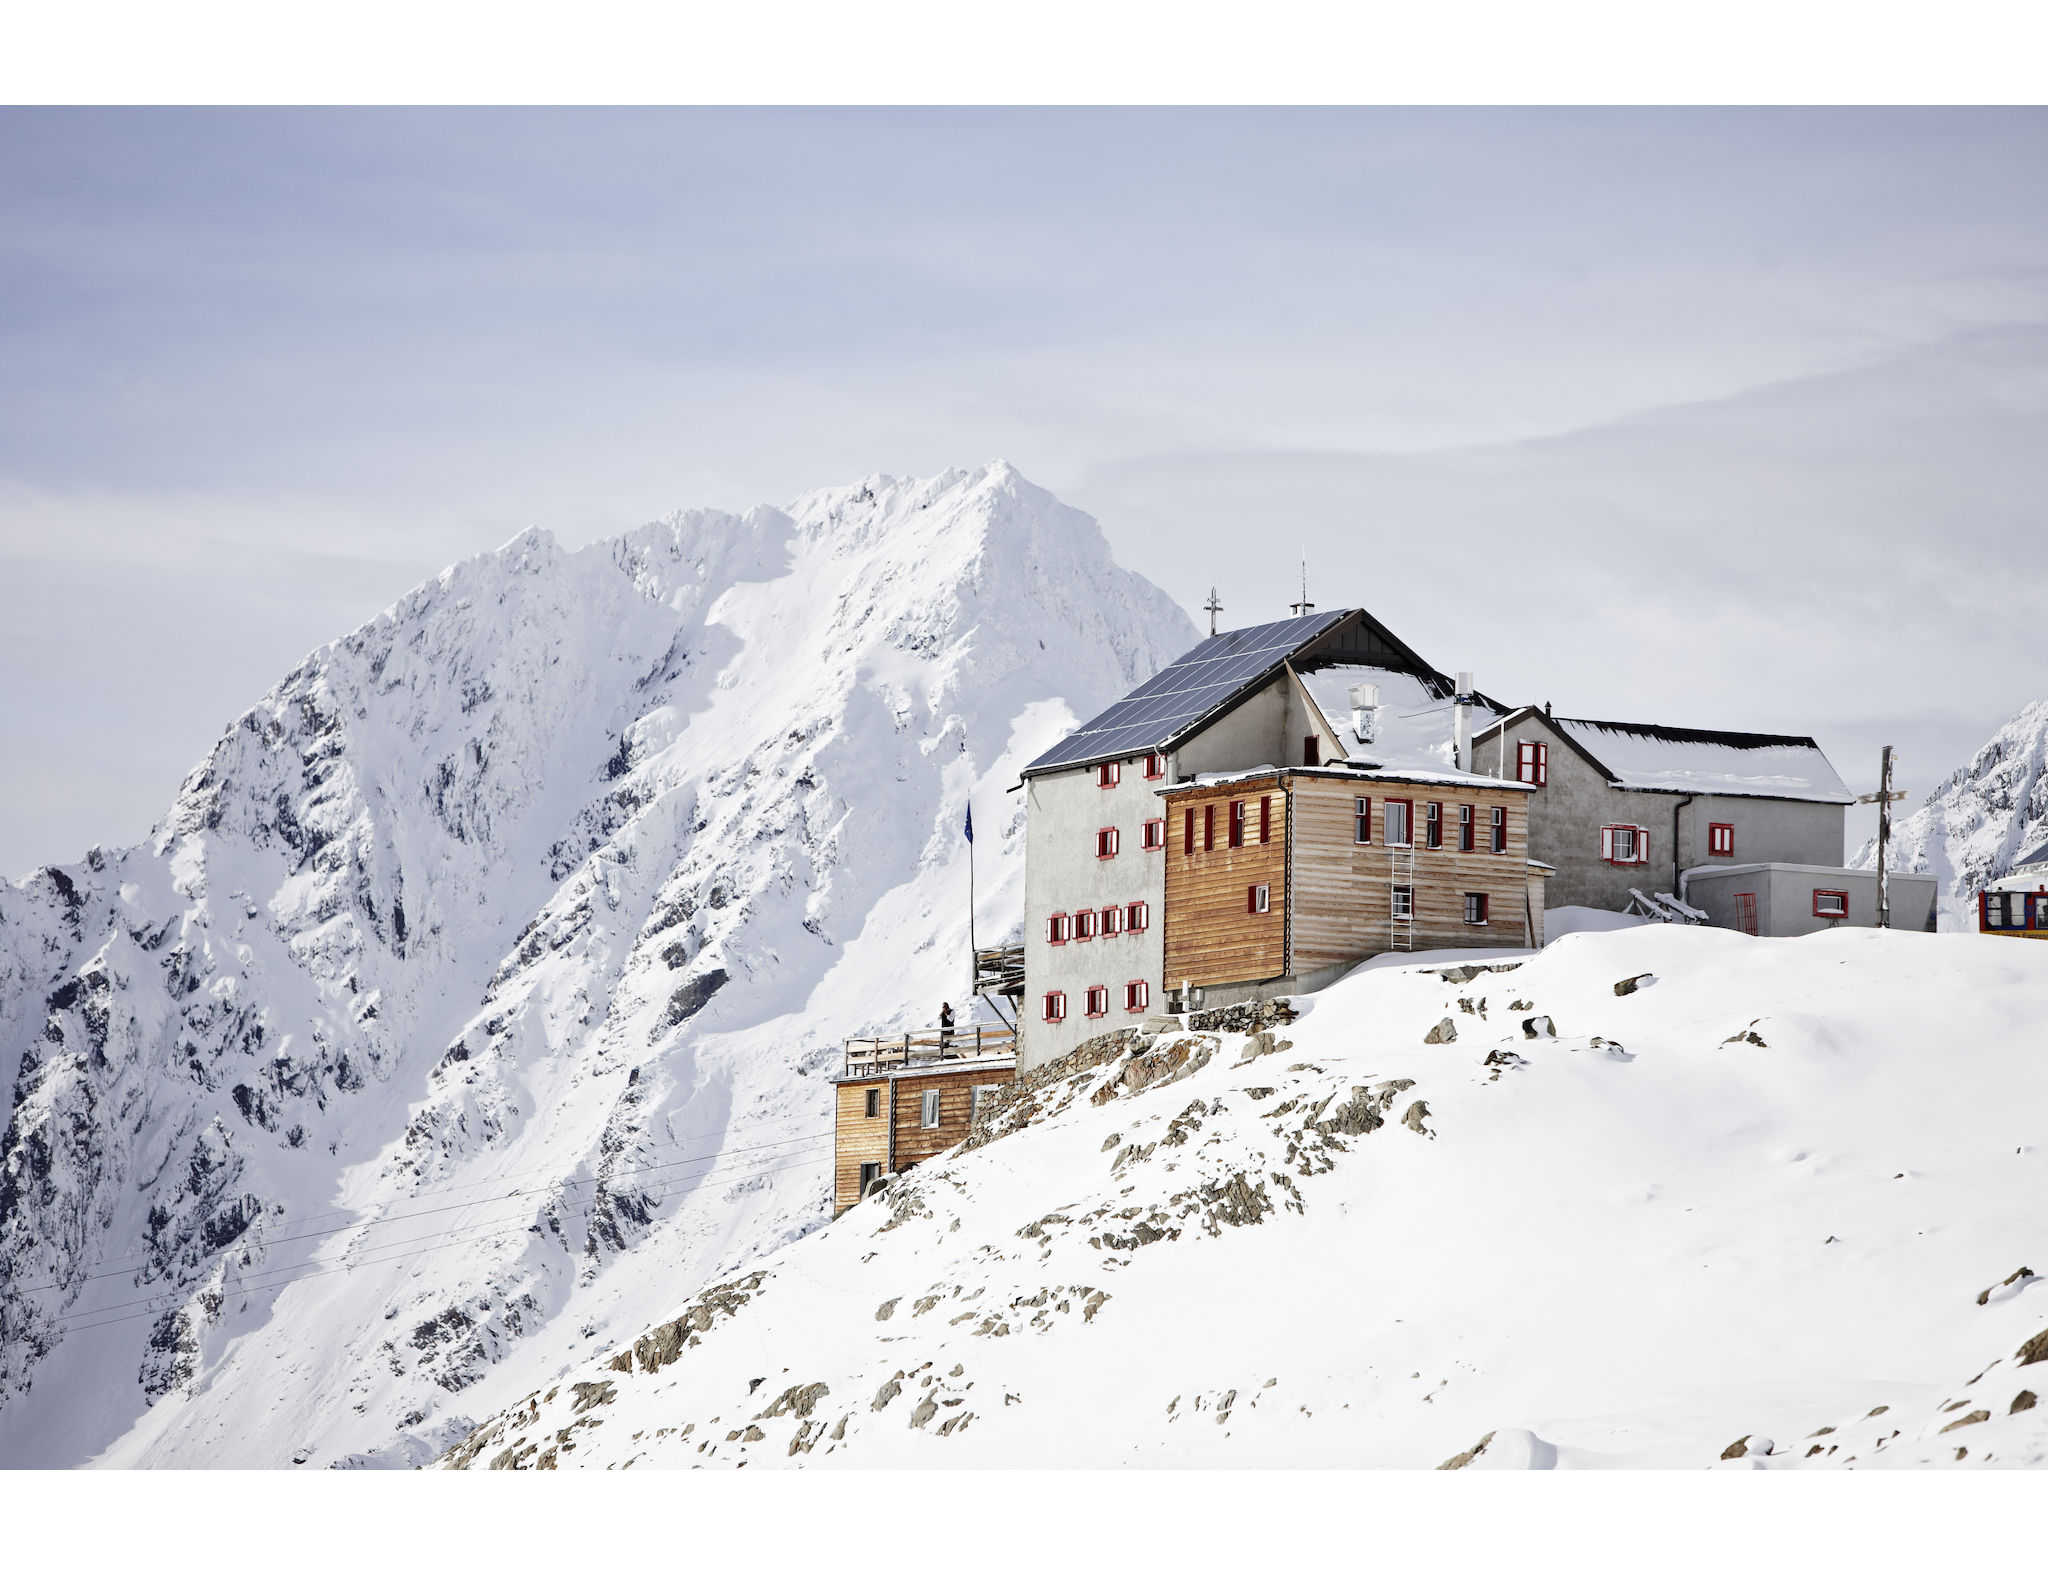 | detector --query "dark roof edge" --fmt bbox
[1557,716,1827,752]
[1471,706,1619,782]
[1018,610,1357,781]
